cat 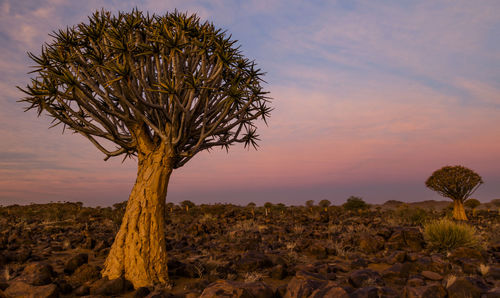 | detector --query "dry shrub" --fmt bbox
[424,218,480,251]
